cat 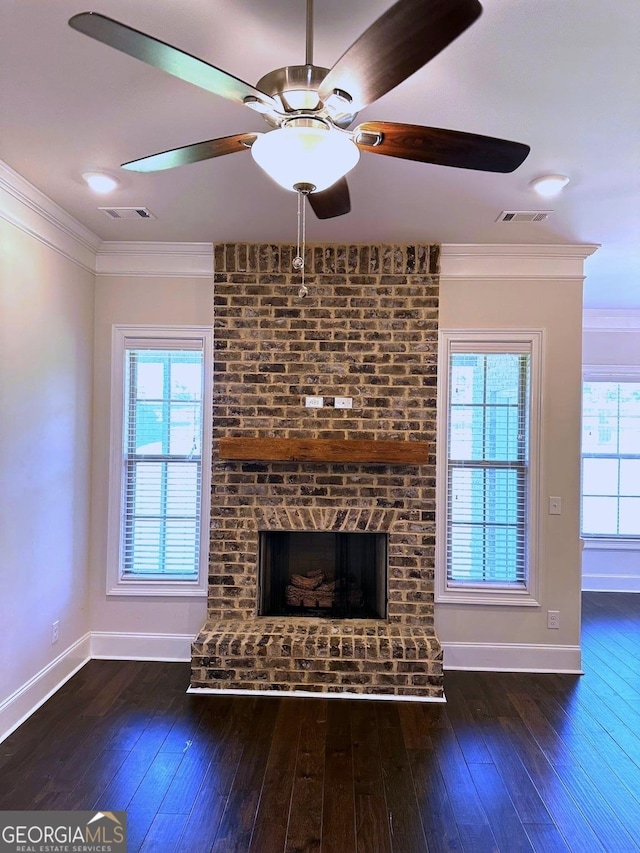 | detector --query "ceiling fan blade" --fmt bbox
[318,0,482,113]
[122,133,259,172]
[308,179,351,219]
[354,121,530,172]
[68,12,277,110]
